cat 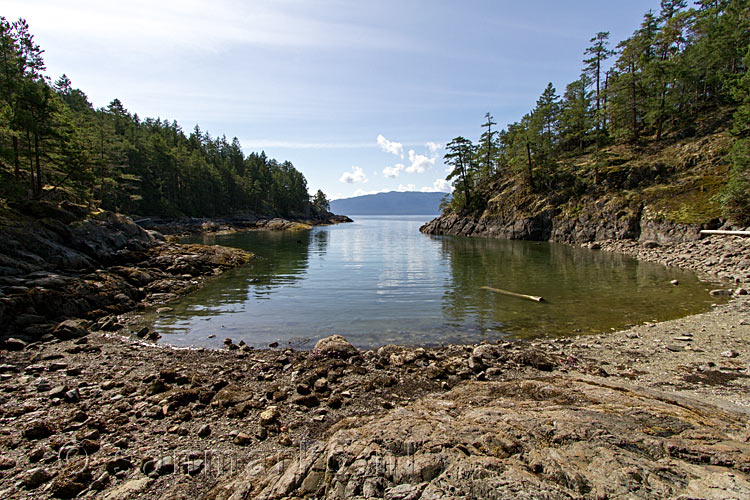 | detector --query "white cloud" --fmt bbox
[397,184,417,192]
[339,166,368,184]
[376,134,404,158]
[5,0,416,55]
[405,149,436,174]
[382,163,405,178]
[426,142,442,155]
[421,178,452,193]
